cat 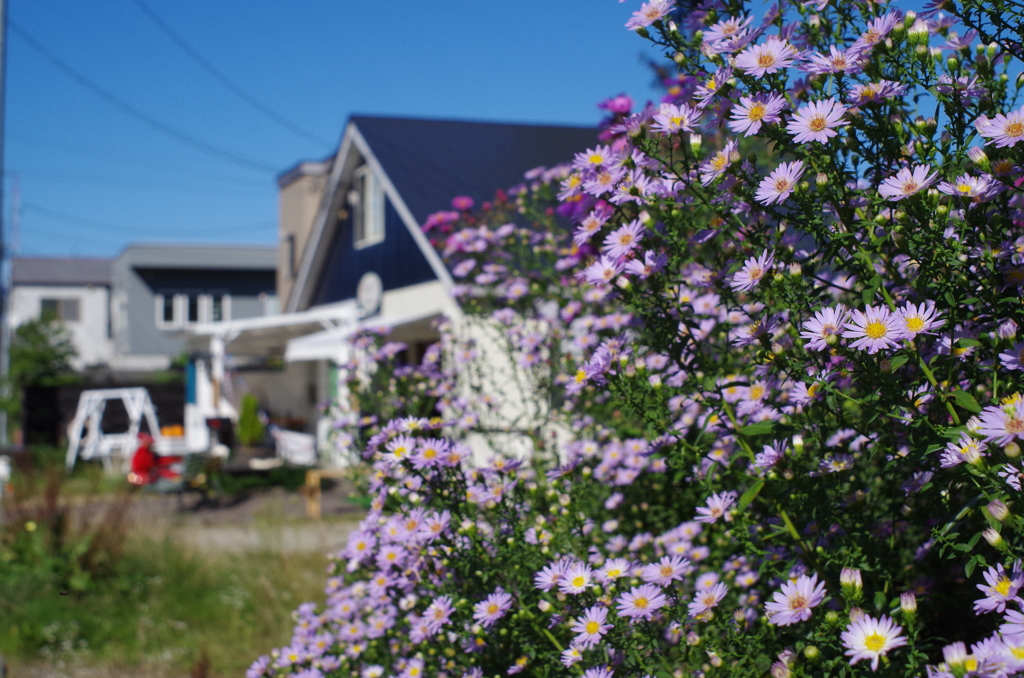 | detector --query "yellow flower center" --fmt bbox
[575,370,587,383]
[487,603,499,614]
[808,115,827,132]
[901,179,920,194]
[997,577,1014,596]
[864,632,887,652]
[904,317,924,332]
[749,385,766,400]
[957,183,972,194]
[1006,122,1024,138]
[757,53,776,68]
[634,596,649,609]
[586,621,601,634]
[773,178,792,192]
[711,154,728,170]
[747,103,766,121]
[589,153,604,165]
[572,575,586,588]
[864,321,888,339]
